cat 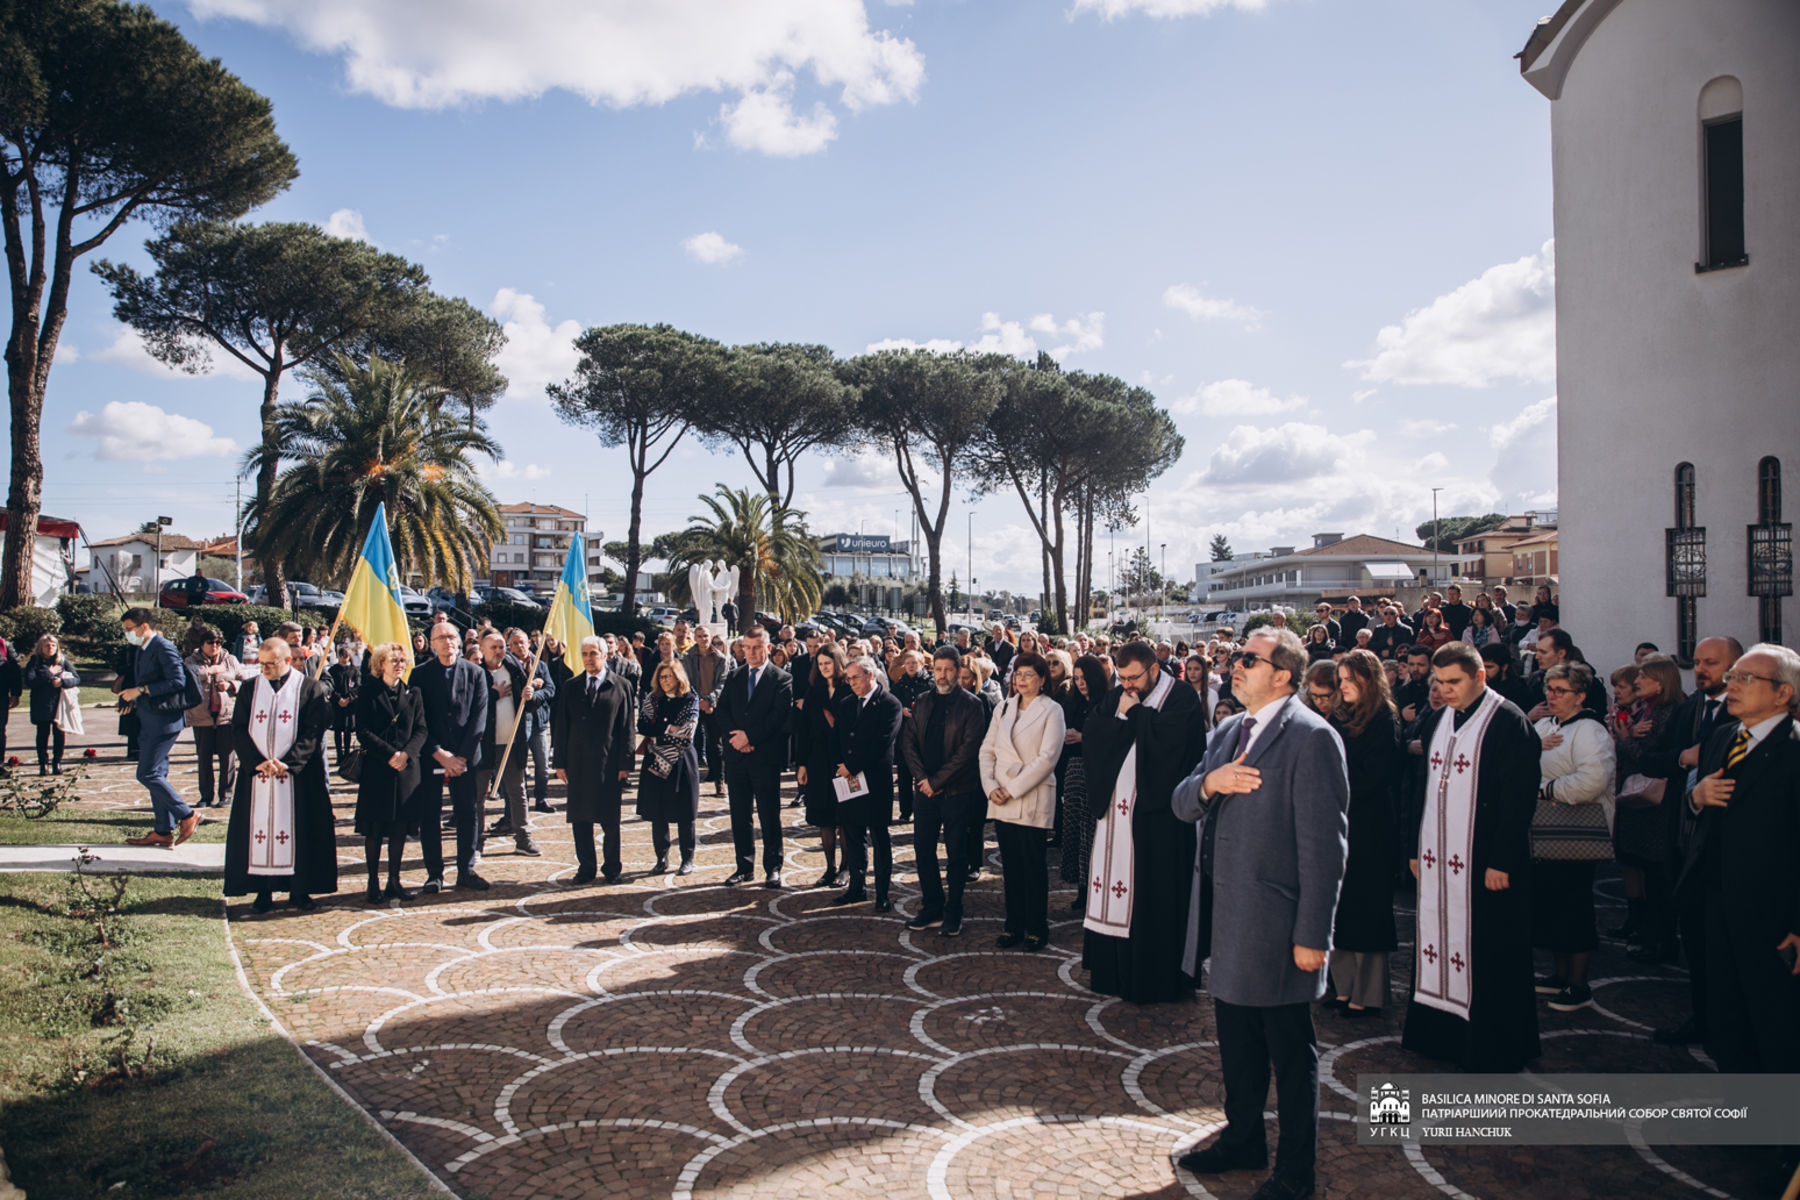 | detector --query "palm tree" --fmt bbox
[242,354,503,592]
[666,486,822,624]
